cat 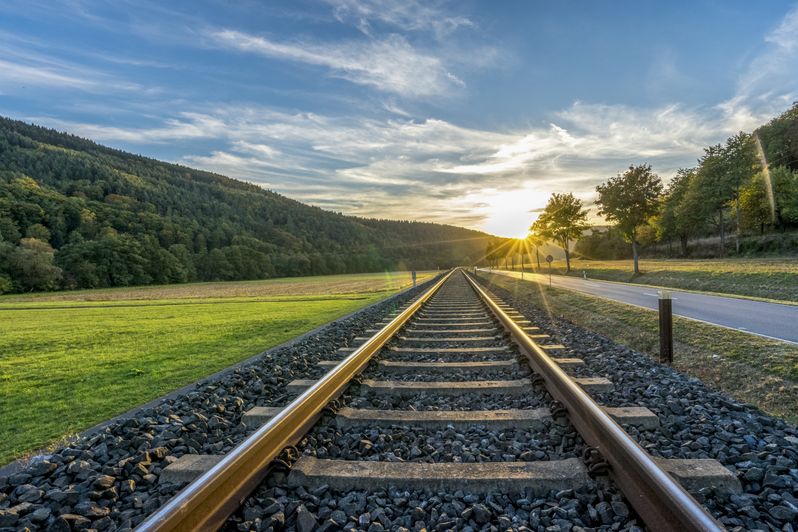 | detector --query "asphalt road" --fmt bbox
[483,268,798,344]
